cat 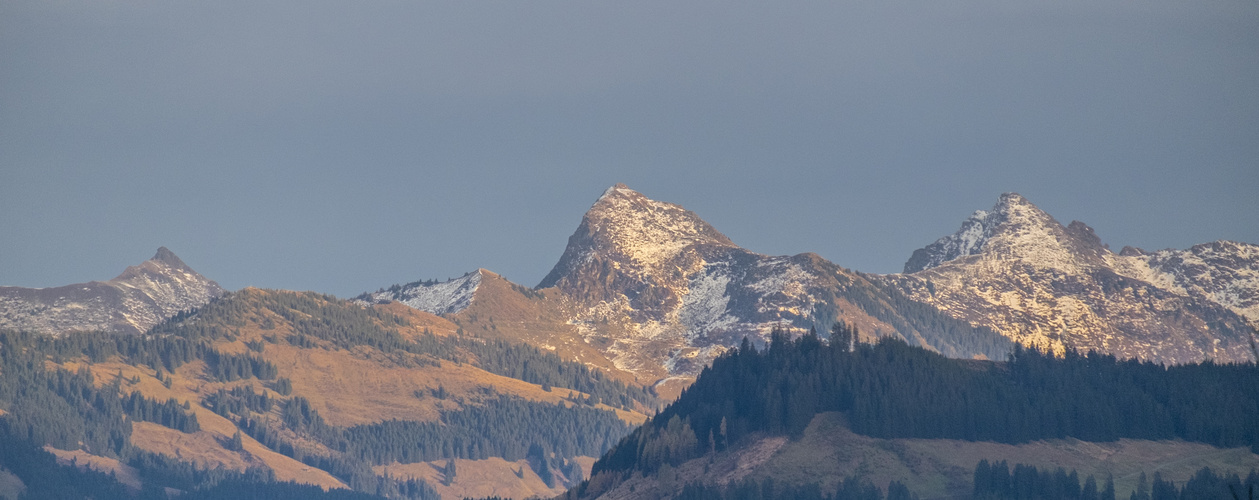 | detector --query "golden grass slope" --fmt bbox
[72,359,346,489]
[43,288,646,496]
